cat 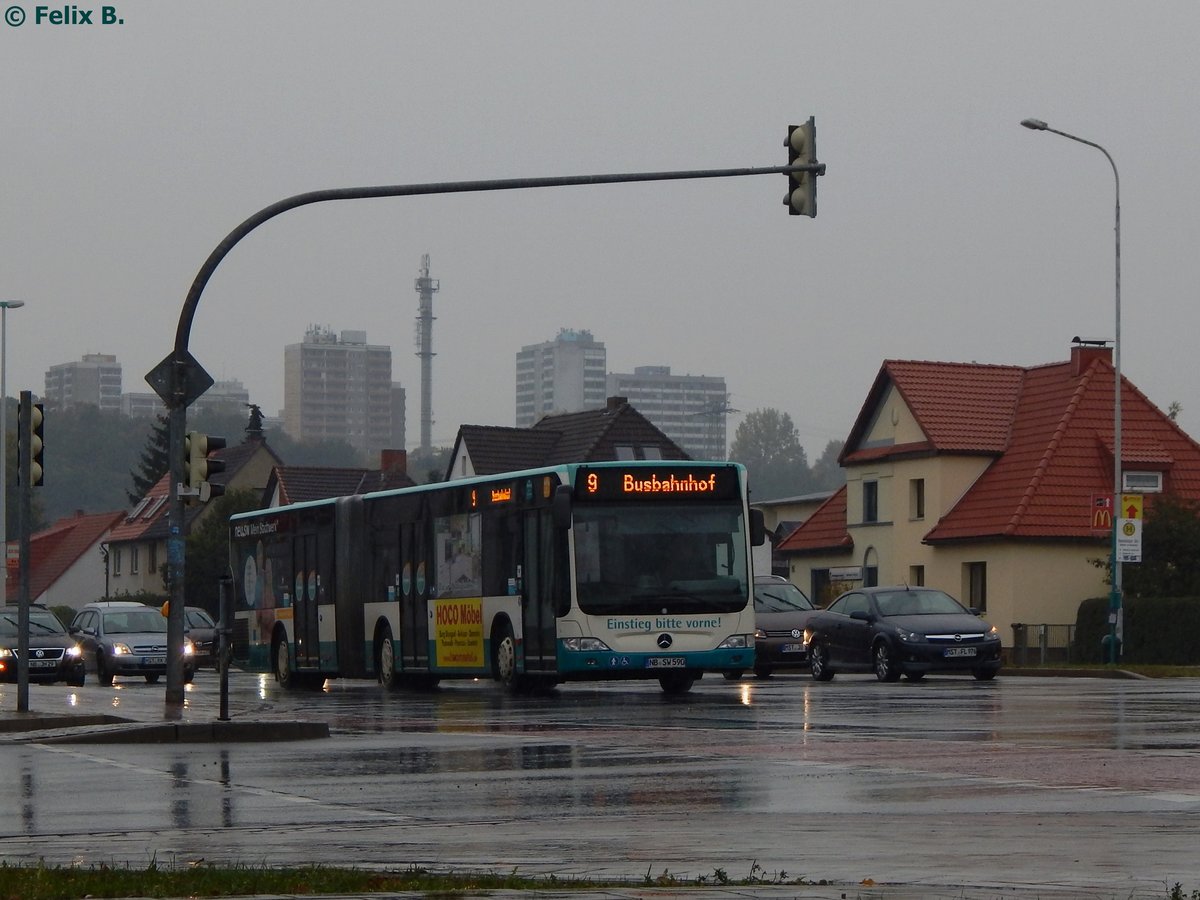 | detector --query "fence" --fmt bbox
[1009,623,1077,666]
